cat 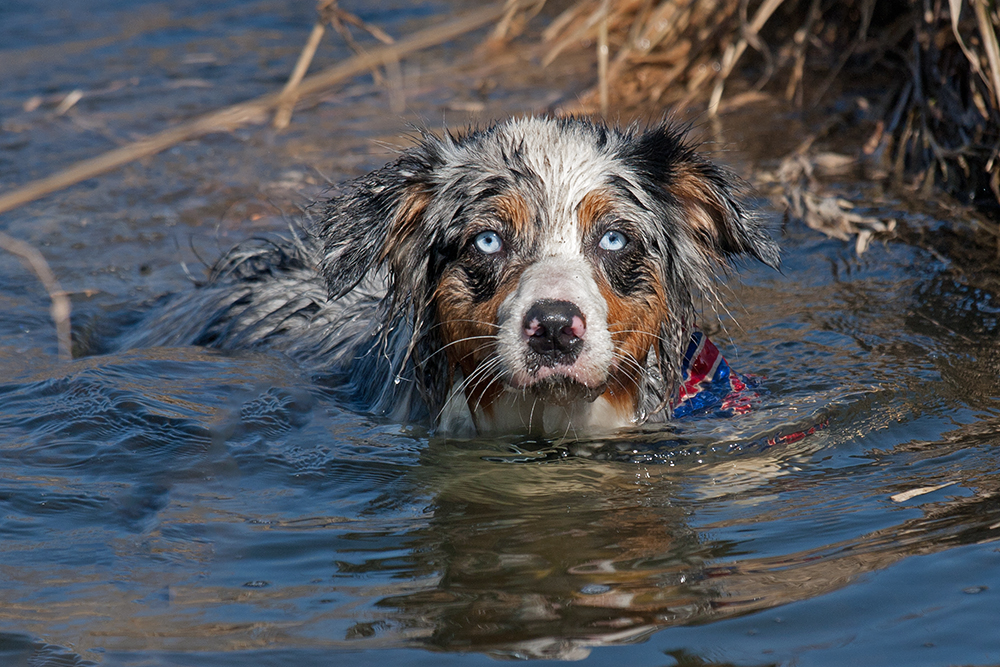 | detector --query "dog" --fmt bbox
[116,116,779,436]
